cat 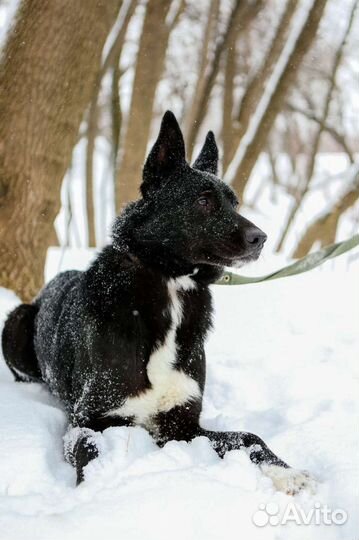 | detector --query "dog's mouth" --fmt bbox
[196,244,263,268]
[231,252,260,268]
